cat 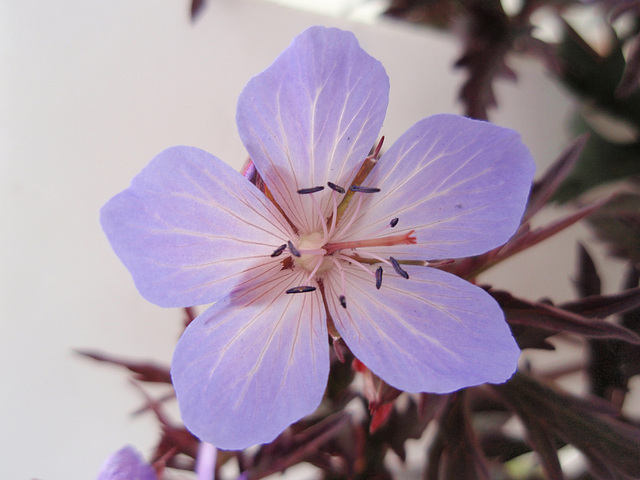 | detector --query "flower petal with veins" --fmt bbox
[342,114,535,259]
[172,269,329,450]
[324,264,520,393]
[237,26,389,235]
[100,146,294,307]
